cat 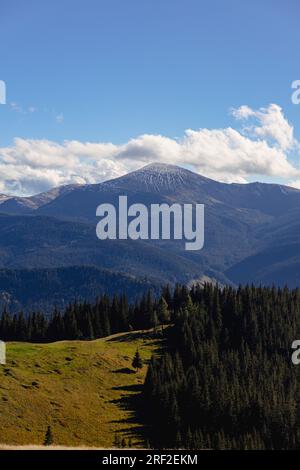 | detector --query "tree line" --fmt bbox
[3,281,299,449]
[143,283,300,449]
[0,290,171,342]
